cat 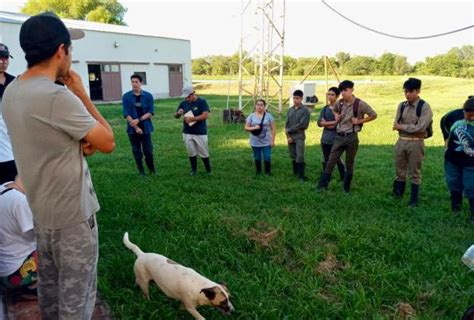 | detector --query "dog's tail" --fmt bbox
[123,232,144,257]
